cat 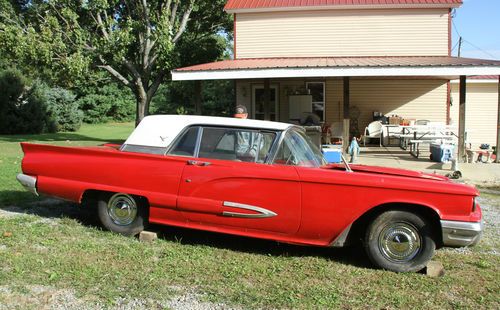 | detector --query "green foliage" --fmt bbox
[0,0,93,87]
[0,70,48,134]
[76,84,135,124]
[0,0,234,124]
[150,80,234,117]
[45,87,83,132]
[201,80,235,116]
[0,69,83,134]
